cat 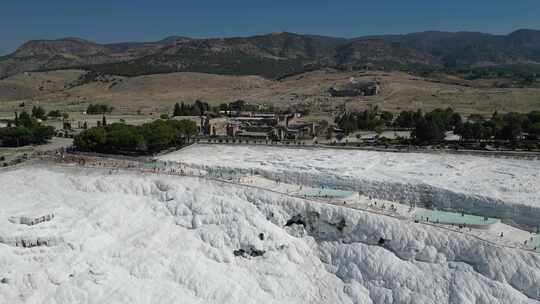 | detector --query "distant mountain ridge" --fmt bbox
[1,29,540,79]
